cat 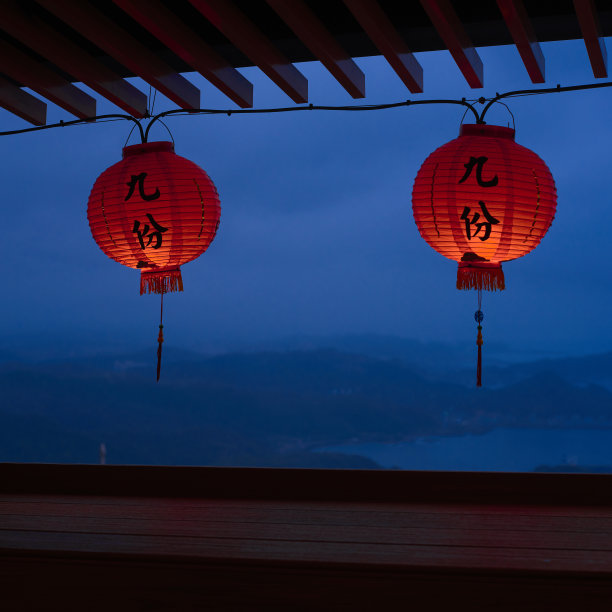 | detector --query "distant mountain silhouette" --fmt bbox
[444,353,612,389]
[2,345,612,467]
